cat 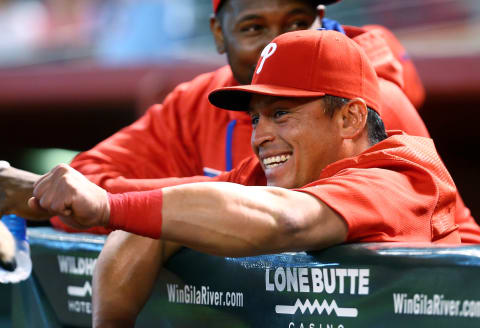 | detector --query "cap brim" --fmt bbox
[209,85,326,111]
